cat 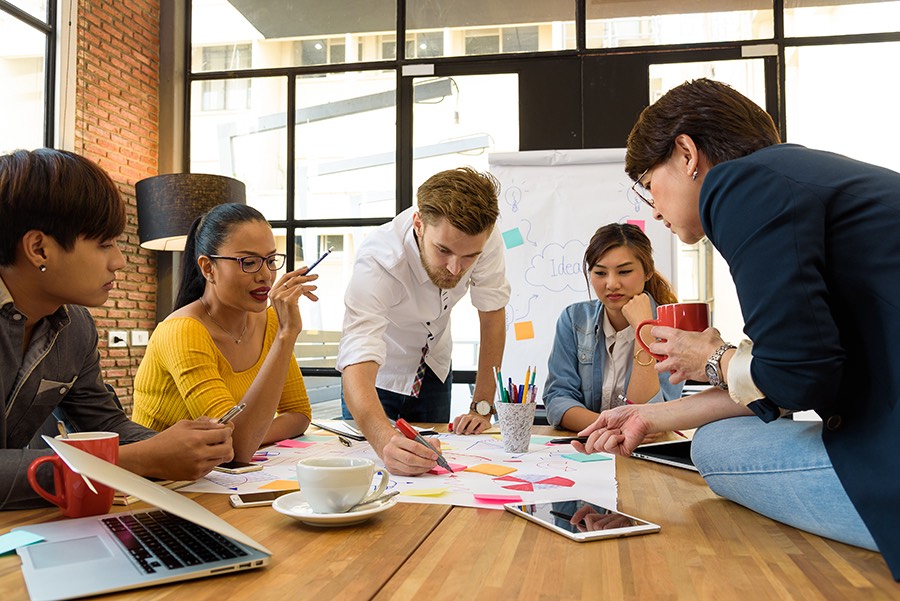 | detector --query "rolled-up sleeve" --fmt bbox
[468,227,511,312]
